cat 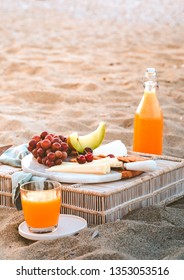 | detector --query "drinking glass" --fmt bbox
[20,180,61,234]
